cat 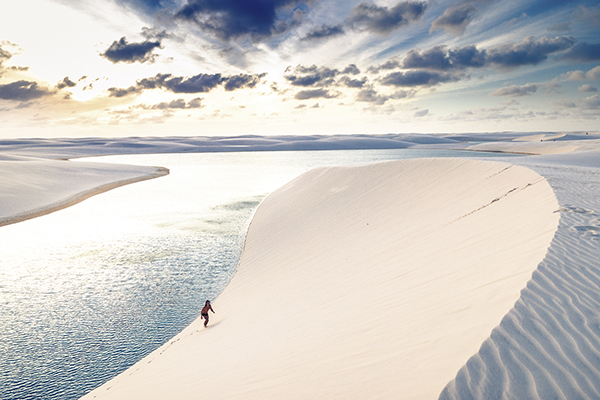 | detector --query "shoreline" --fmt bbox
[0,166,169,228]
